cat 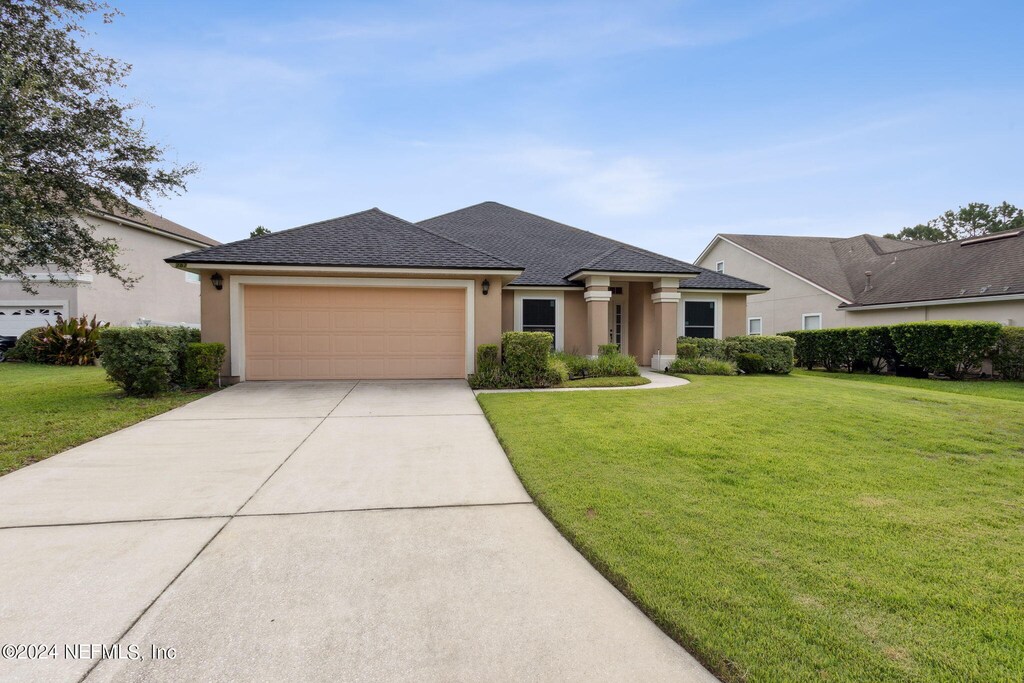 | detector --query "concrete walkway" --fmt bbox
[475,367,689,394]
[0,380,716,683]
